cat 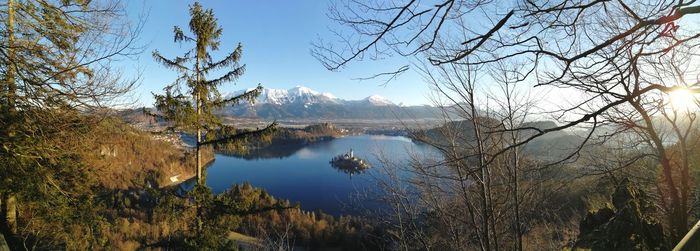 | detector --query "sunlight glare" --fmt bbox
[668,89,698,111]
